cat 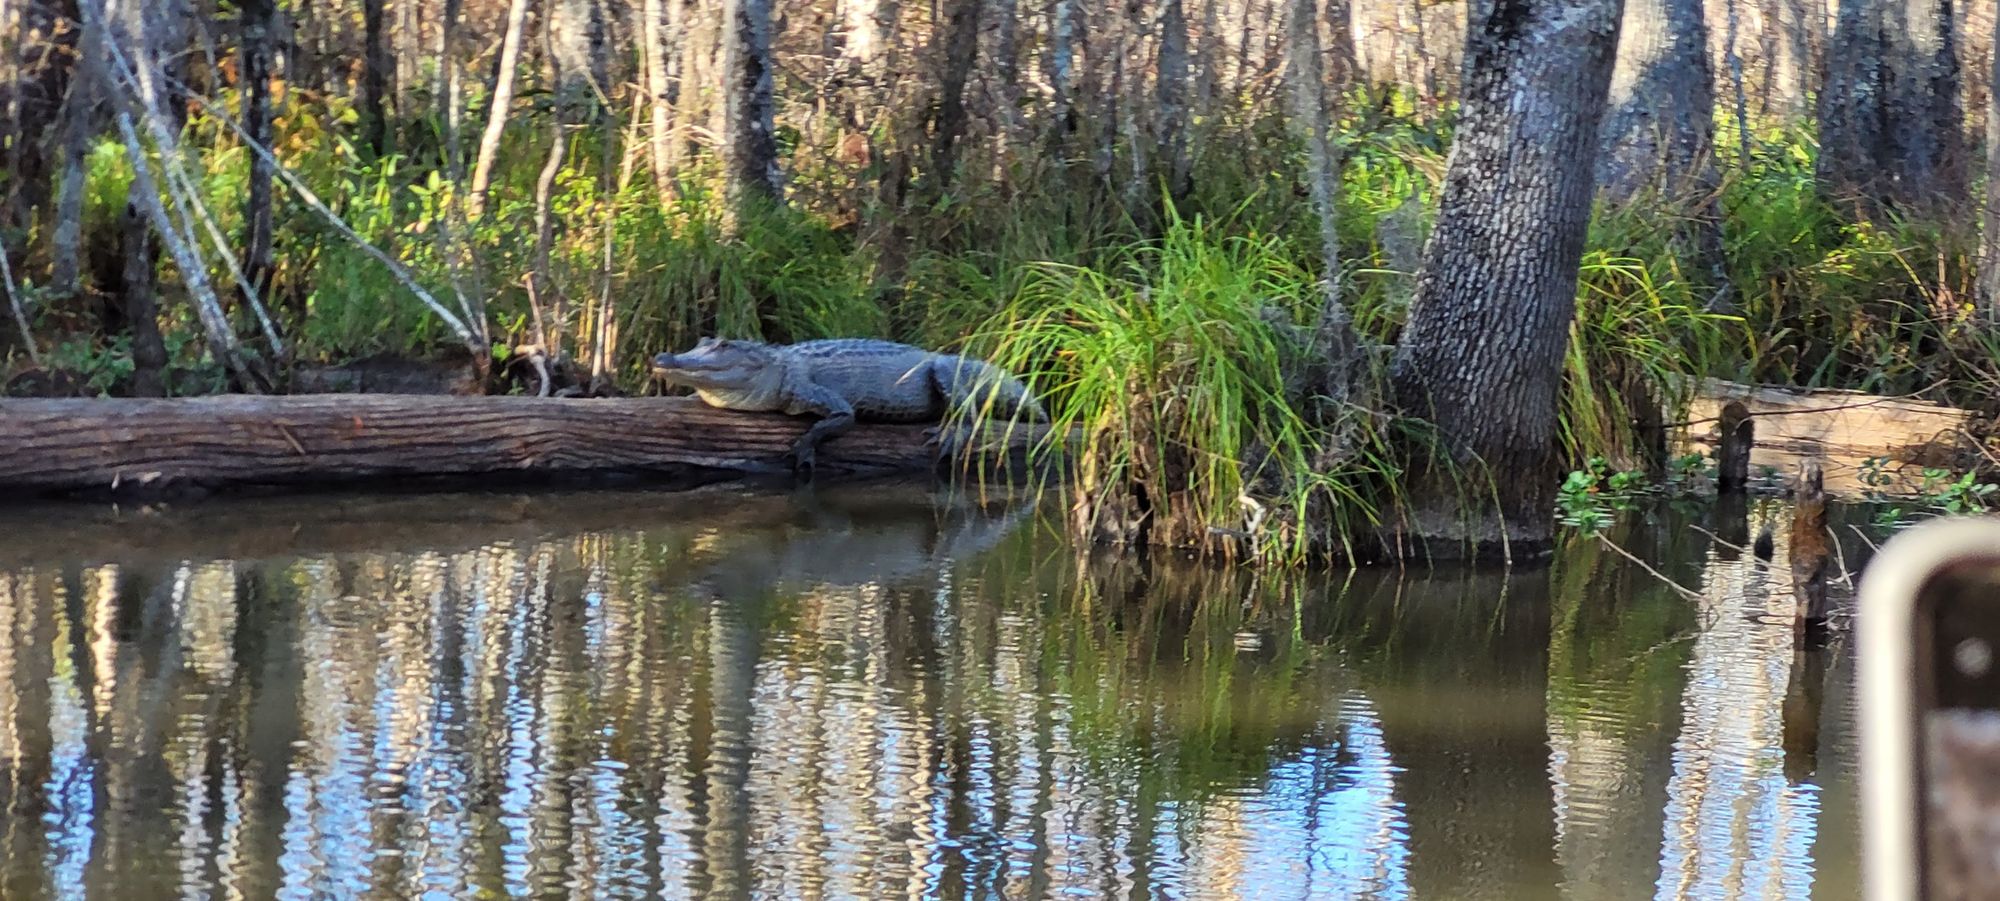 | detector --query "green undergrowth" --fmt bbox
[11,92,2000,561]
